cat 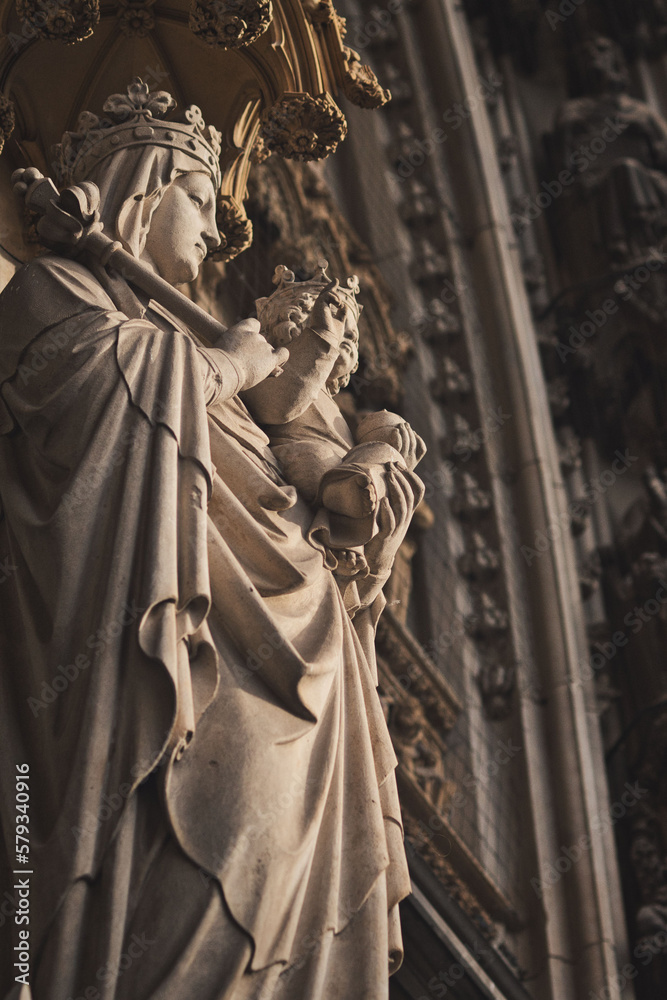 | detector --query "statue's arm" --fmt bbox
[194,318,290,404]
[242,326,339,425]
